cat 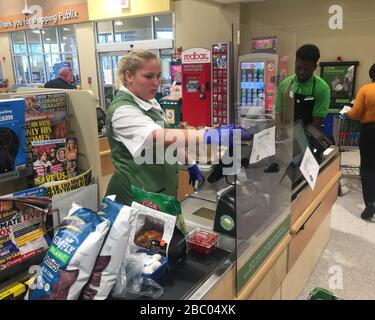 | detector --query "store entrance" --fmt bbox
[98,48,173,109]
[99,52,126,109]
